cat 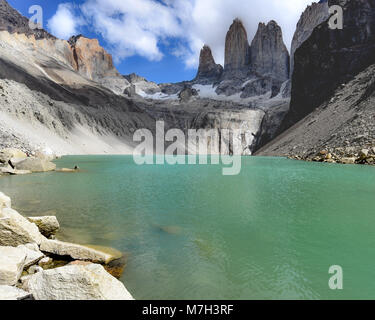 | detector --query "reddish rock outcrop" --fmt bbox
[68,35,120,81]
